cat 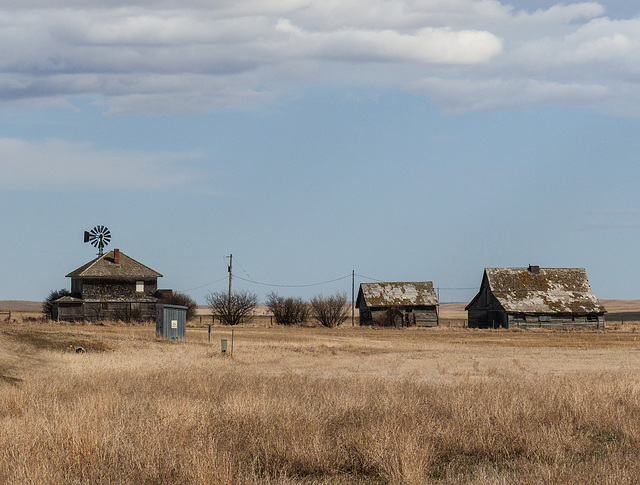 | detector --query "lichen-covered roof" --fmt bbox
[485,267,606,314]
[358,282,438,308]
[66,250,163,279]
